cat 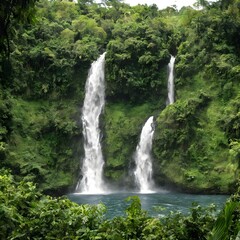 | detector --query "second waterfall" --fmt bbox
[76,53,106,194]
[134,116,155,193]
